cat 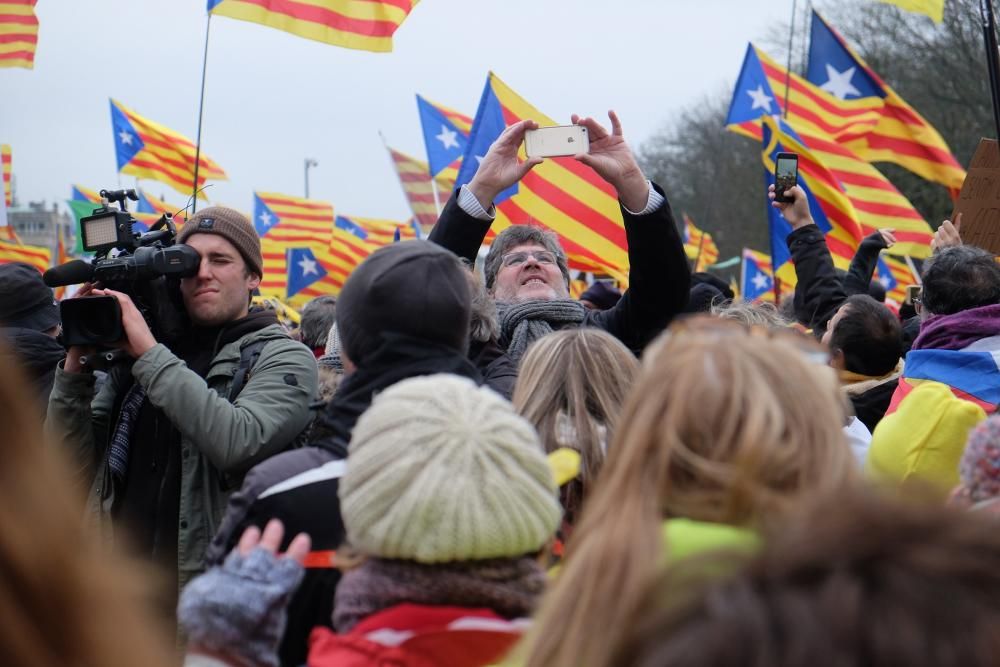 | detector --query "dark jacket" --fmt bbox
[1,326,64,417]
[787,224,847,334]
[209,339,480,666]
[848,378,900,434]
[843,232,889,298]
[469,338,517,399]
[429,182,690,354]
